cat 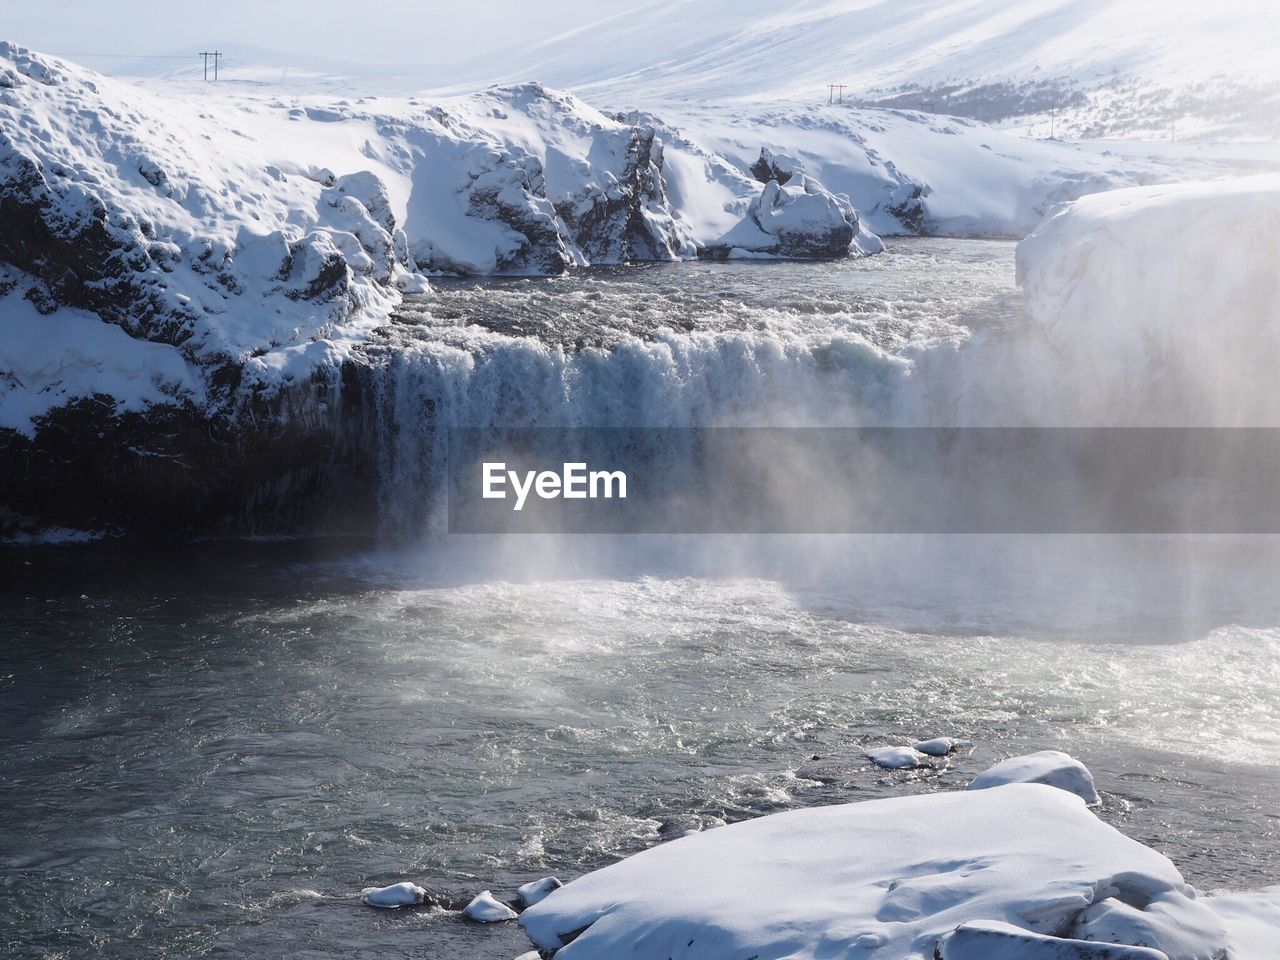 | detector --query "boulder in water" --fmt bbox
[360,881,429,909]
[464,890,519,922]
[866,745,931,769]
[519,784,1222,960]
[702,175,883,260]
[517,876,563,908]
[968,750,1101,805]
[914,736,962,756]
